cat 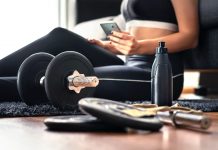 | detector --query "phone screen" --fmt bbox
[100,22,121,36]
